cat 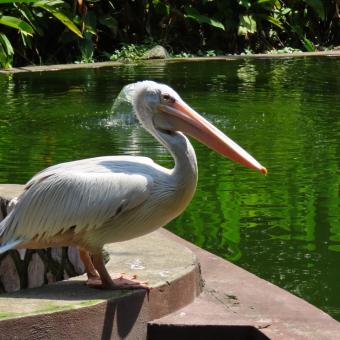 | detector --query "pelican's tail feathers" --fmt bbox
[0,238,23,254]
